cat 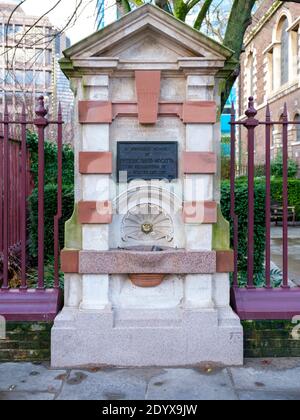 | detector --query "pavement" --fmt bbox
[271,227,300,285]
[0,359,300,400]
